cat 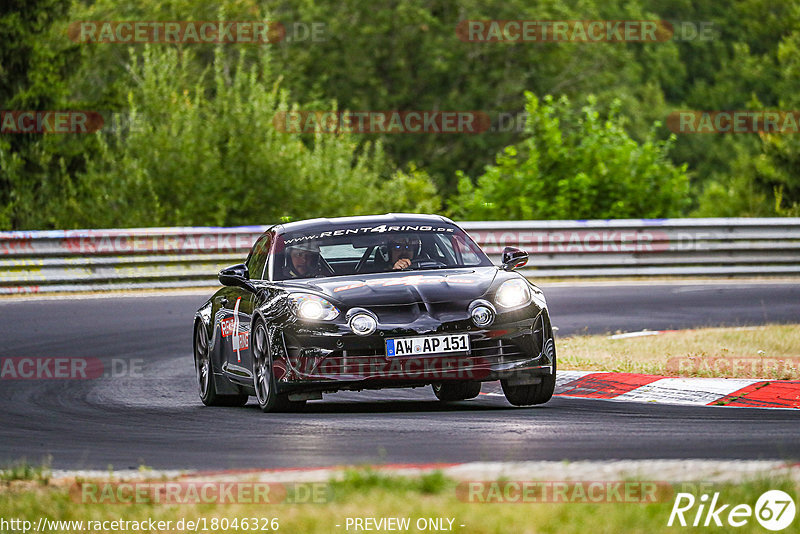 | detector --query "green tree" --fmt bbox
[694,26,800,217]
[64,0,682,193]
[449,93,690,220]
[0,0,80,229]
[5,0,800,227]
[73,46,439,228]
[269,0,681,192]
[650,0,800,214]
